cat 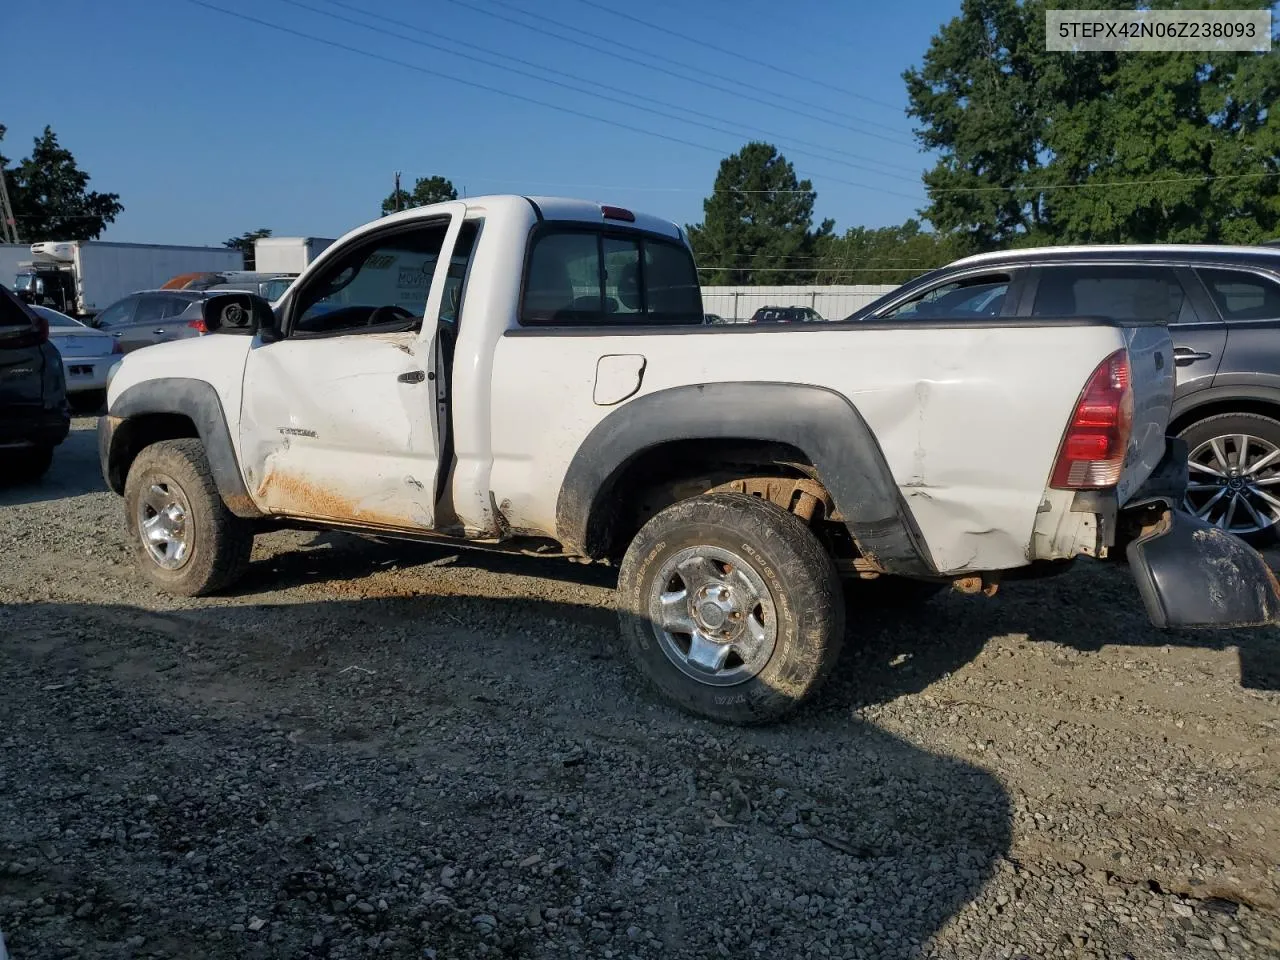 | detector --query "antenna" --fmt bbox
[394,171,402,212]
